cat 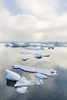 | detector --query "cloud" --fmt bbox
[0,0,67,41]
[16,0,59,19]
